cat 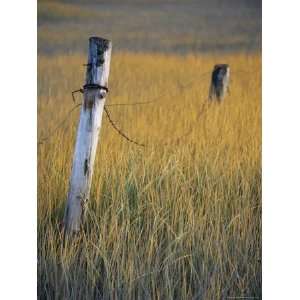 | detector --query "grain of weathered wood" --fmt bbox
[64,37,112,234]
